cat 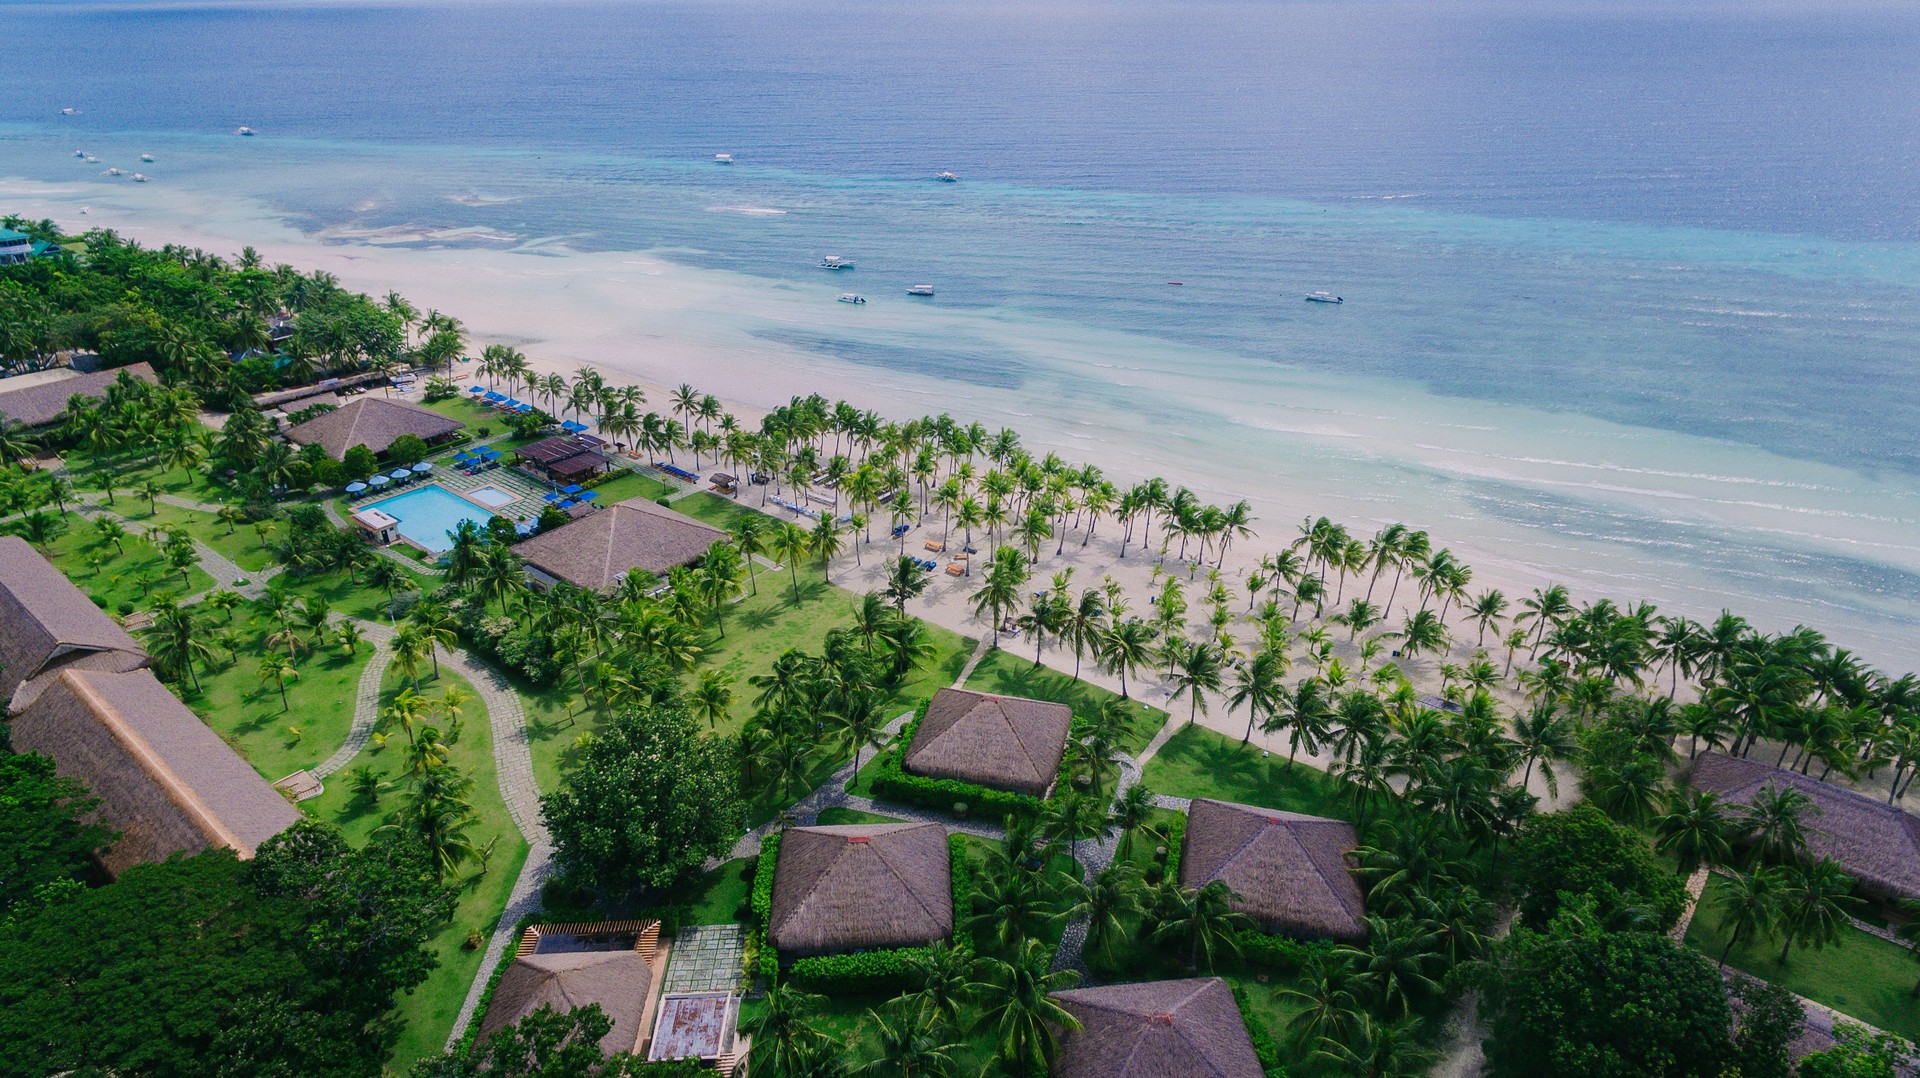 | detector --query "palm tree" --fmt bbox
[1228,648,1286,745]
[347,765,385,805]
[147,603,212,691]
[692,669,734,730]
[1099,617,1157,700]
[410,597,459,678]
[861,999,963,1078]
[885,554,929,613]
[1310,1014,1435,1078]
[772,521,811,603]
[1512,701,1577,798]
[1654,788,1734,873]
[1279,953,1364,1048]
[966,866,1057,952]
[257,653,299,711]
[1710,866,1784,968]
[905,942,978,1031]
[1390,609,1449,662]
[1336,916,1443,1018]
[391,624,431,691]
[731,512,769,596]
[1069,862,1143,966]
[836,687,889,775]
[972,546,1030,648]
[1270,676,1335,769]
[1166,639,1225,727]
[1150,878,1248,972]
[975,939,1081,1077]
[1775,857,1861,964]
[1740,783,1816,866]
[1111,783,1158,859]
[810,514,845,583]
